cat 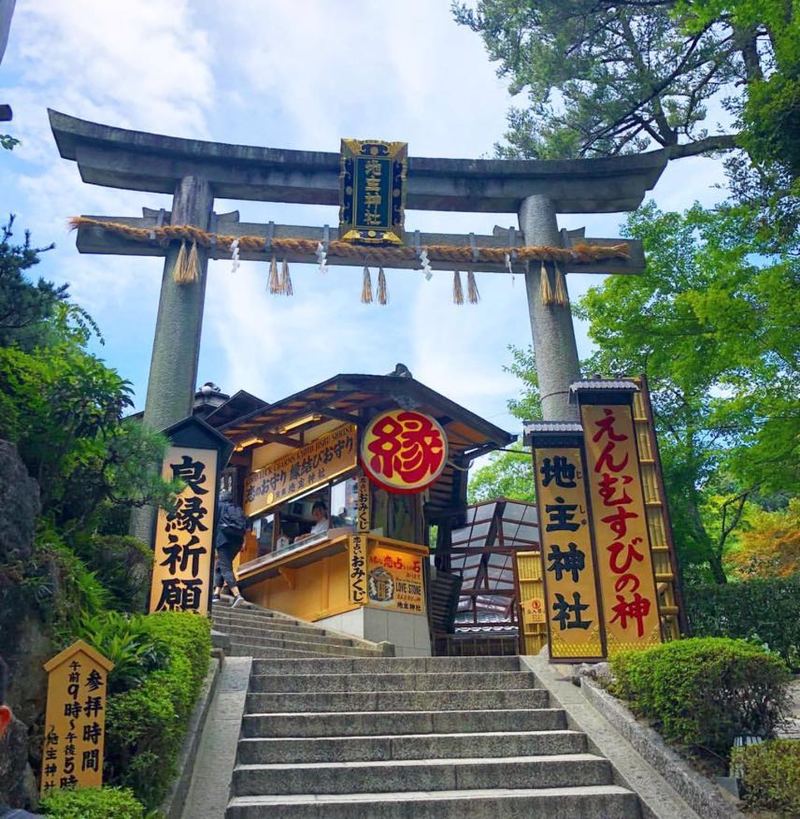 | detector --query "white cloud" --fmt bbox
[1,0,736,421]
